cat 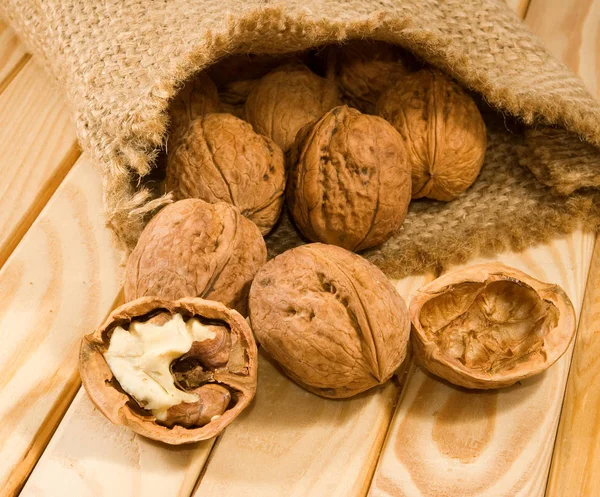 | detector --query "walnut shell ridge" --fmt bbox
[287,105,411,251]
[329,40,412,114]
[244,63,340,152]
[166,113,286,235]
[168,72,220,149]
[79,296,258,444]
[124,199,267,315]
[377,68,487,201]
[410,263,576,389]
[249,243,411,398]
